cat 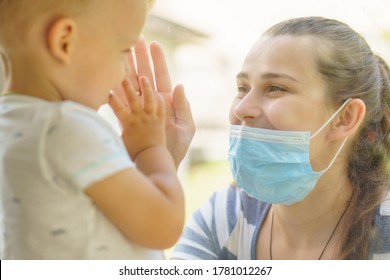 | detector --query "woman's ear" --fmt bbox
[47,17,77,65]
[327,98,366,141]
